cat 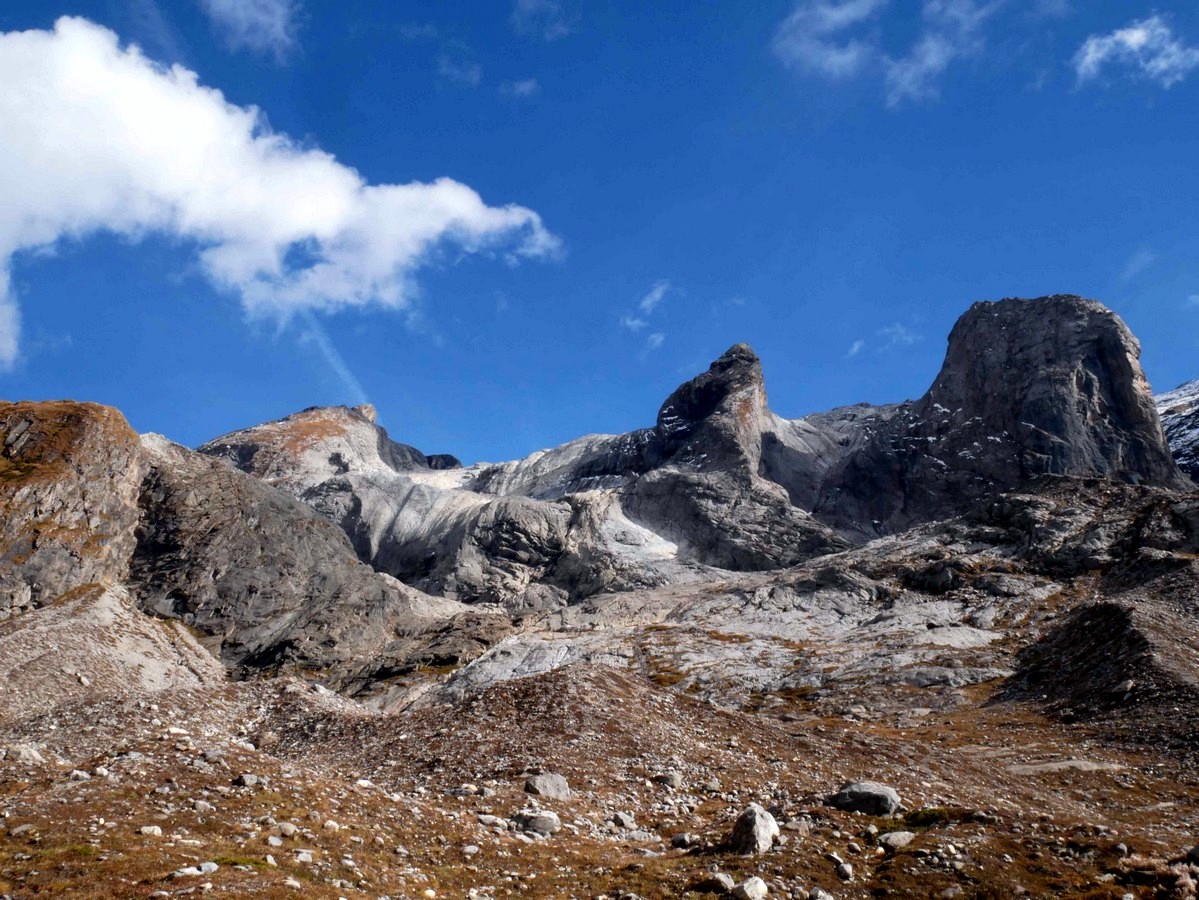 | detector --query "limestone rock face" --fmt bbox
[131,434,469,691]
[811,296,1184,534]
[196,295,1183,609]
[0,401,144,615]
[624,344,849,569]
